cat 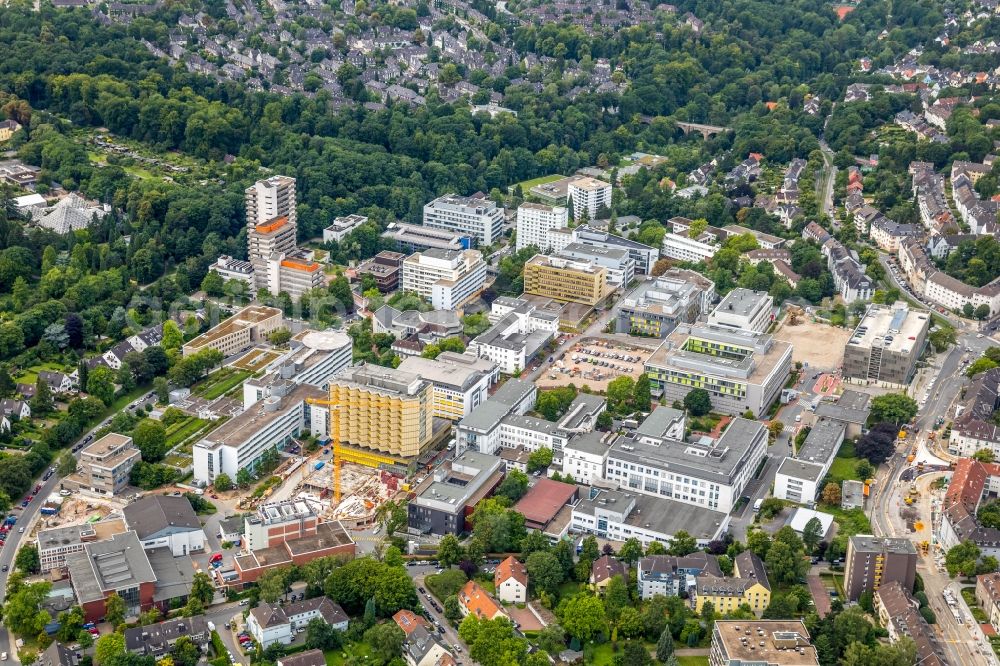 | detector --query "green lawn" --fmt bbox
[826,440,862,485]
[511,173,564,192]
[16,362,72,387]
[677,657,709,666]
[165,417,209,447]
[193,369,251,400]
[324,642,373,666]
